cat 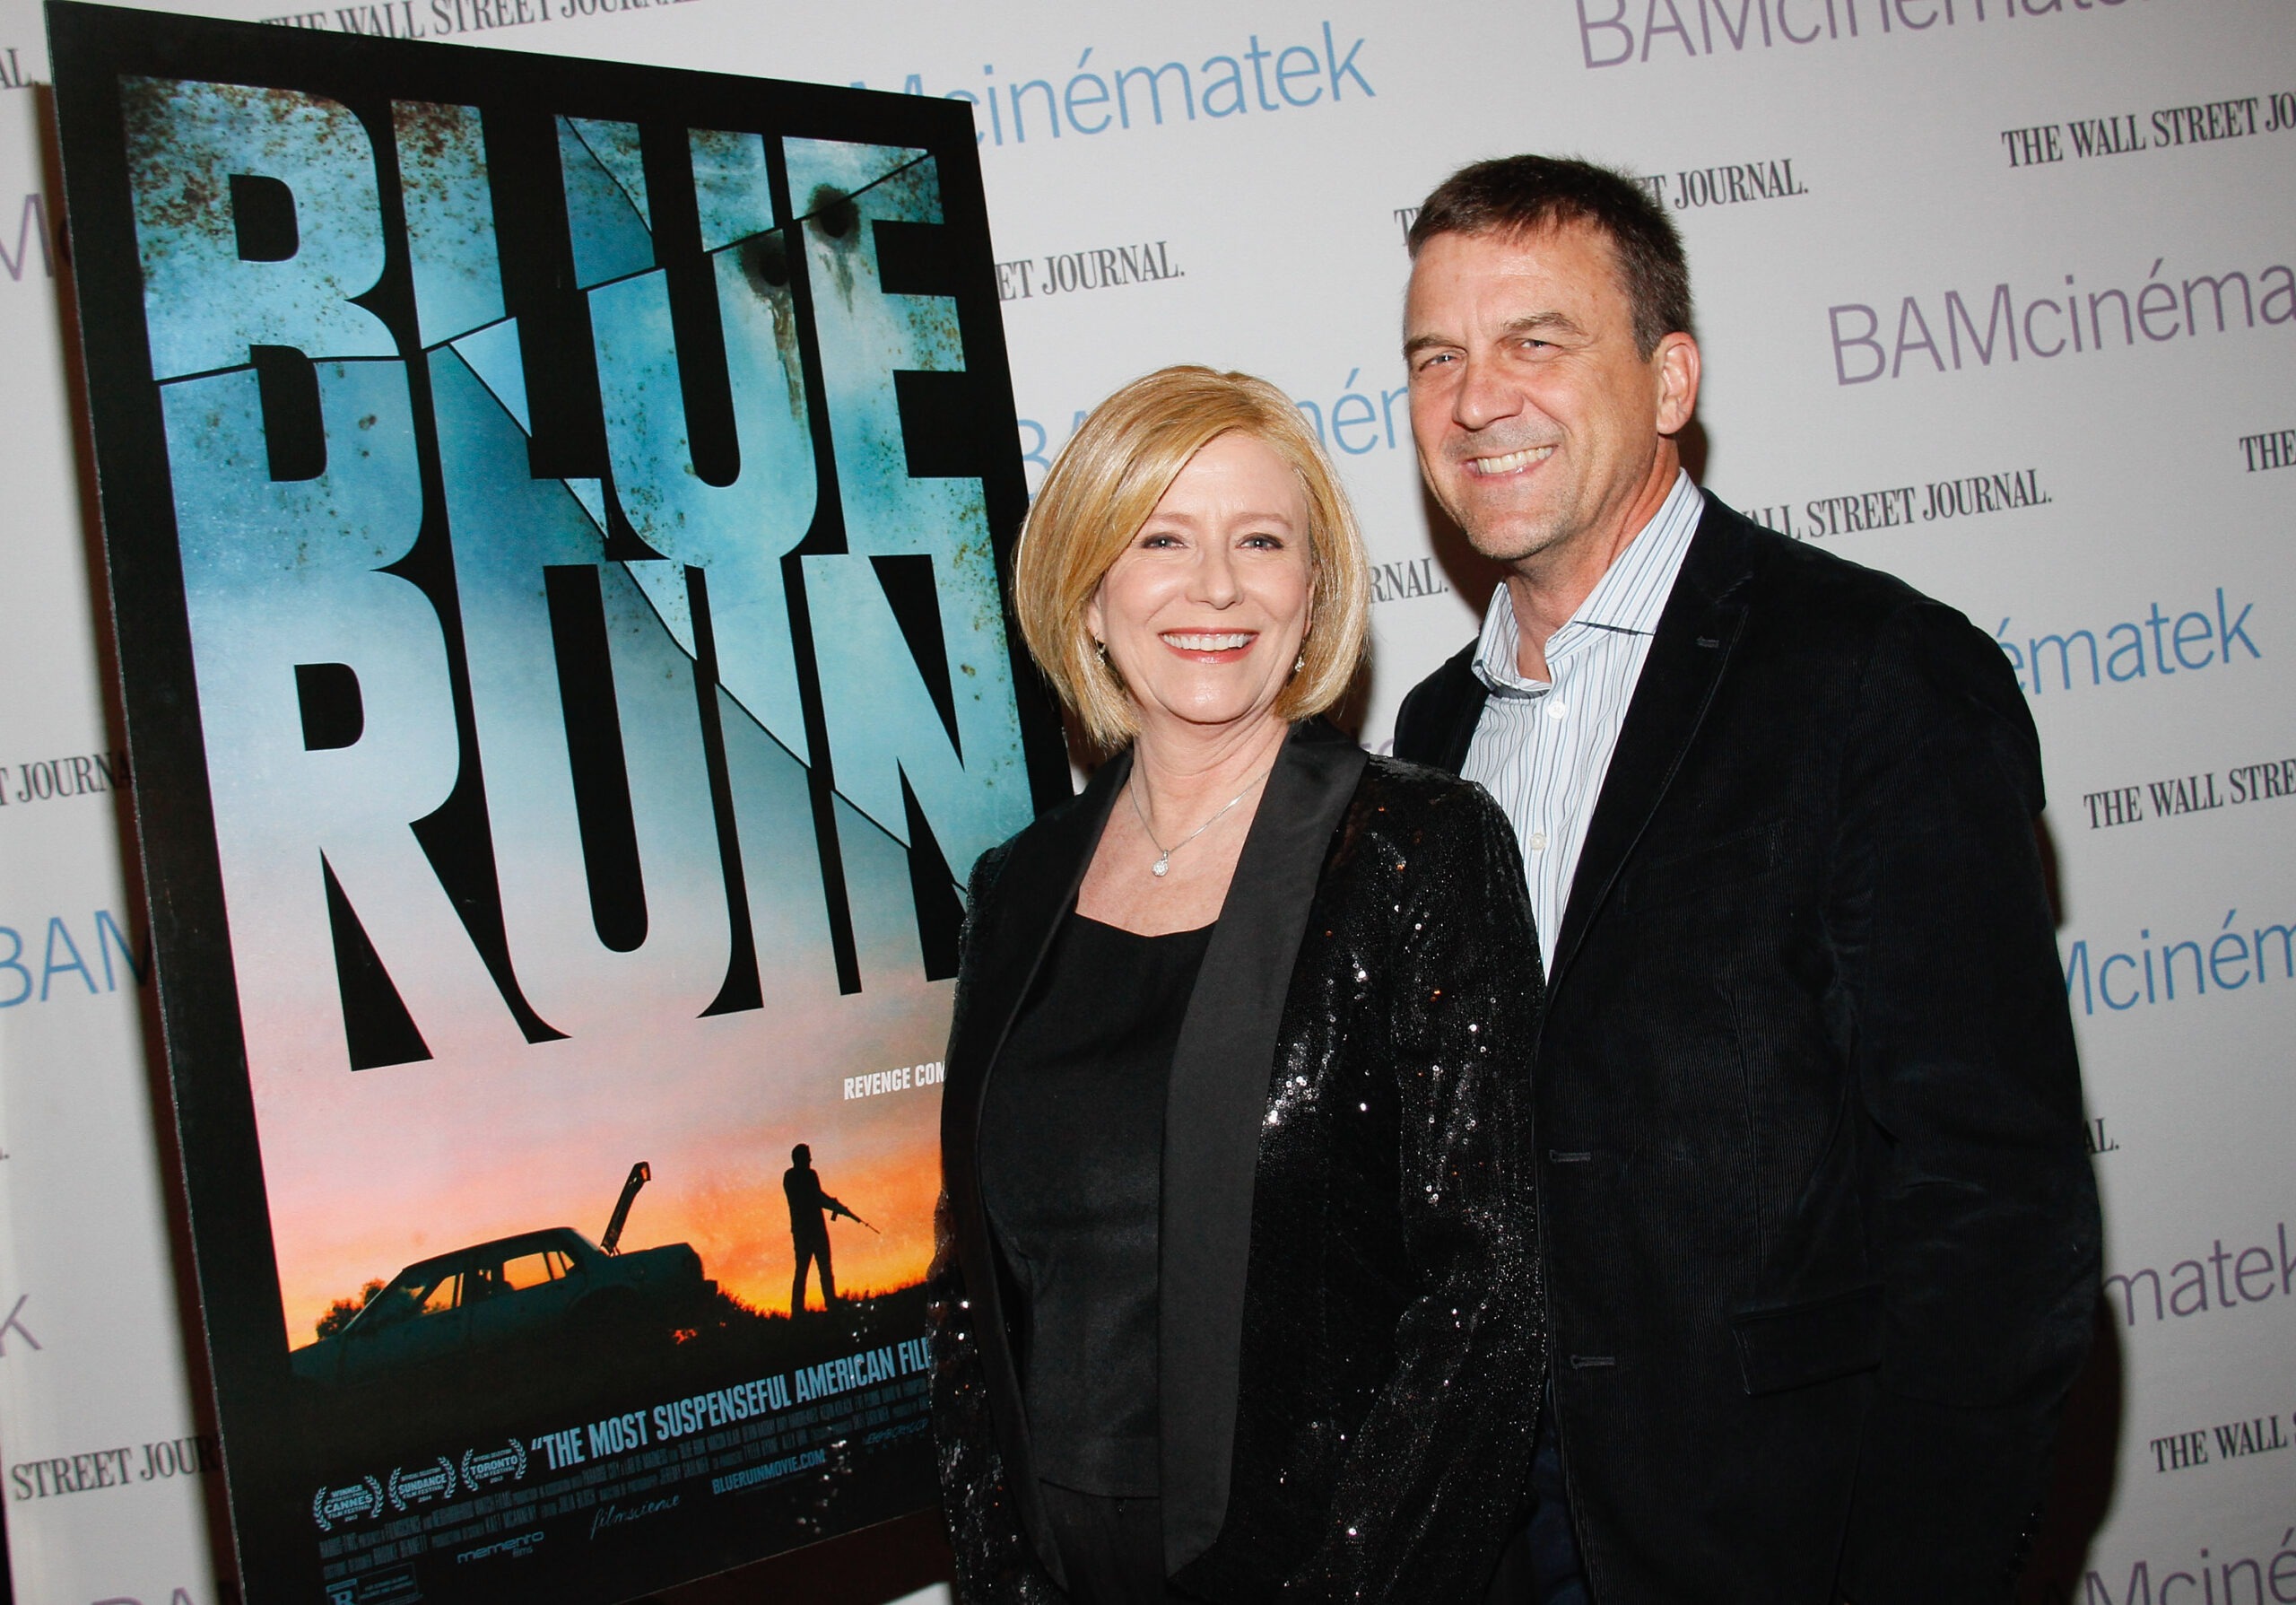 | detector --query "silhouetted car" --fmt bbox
[290,1227,711,1385]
